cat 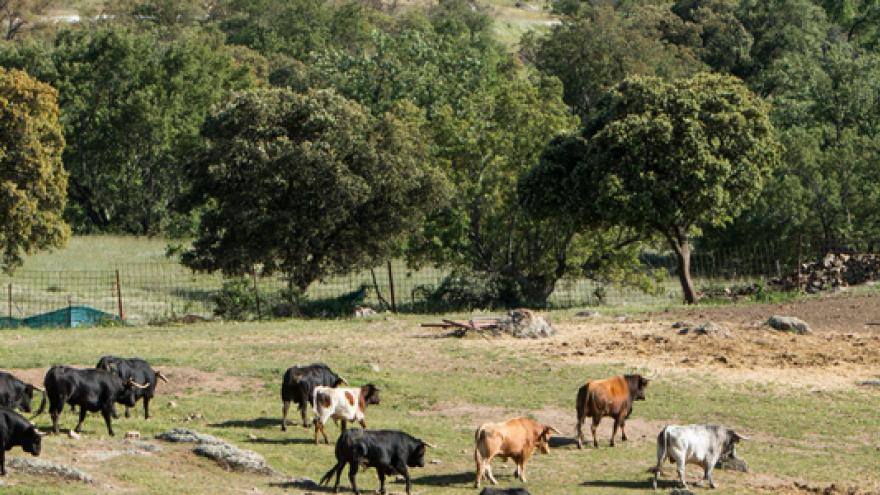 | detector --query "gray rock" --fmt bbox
[767,315,812,334]
[677,321,730,338]
[125,440,161,453]
[193,443,271,473]
[670,489,696,495]
[498,309,556,338]
[716,455,749,472]
[155,428,225,445]
[857,380,880,387]
[8,457,94,483]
